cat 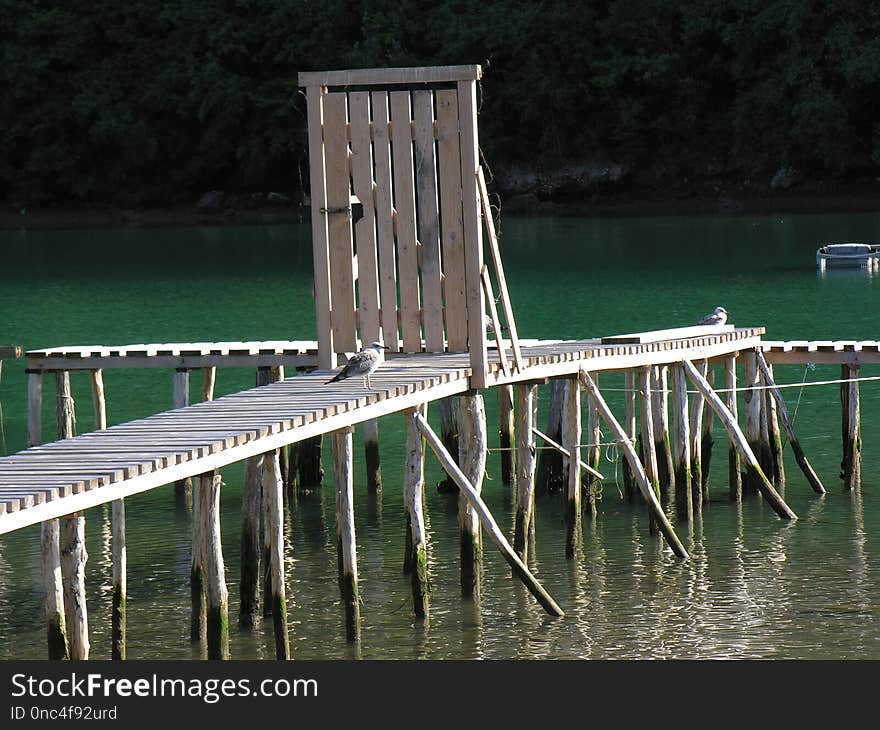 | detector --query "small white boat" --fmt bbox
[816,243,880,269]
